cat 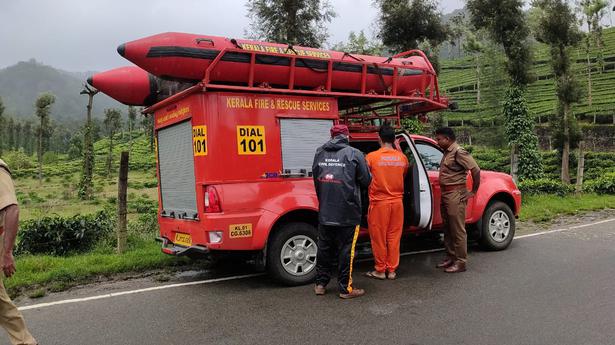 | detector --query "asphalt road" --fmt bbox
[9,219,615,345]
